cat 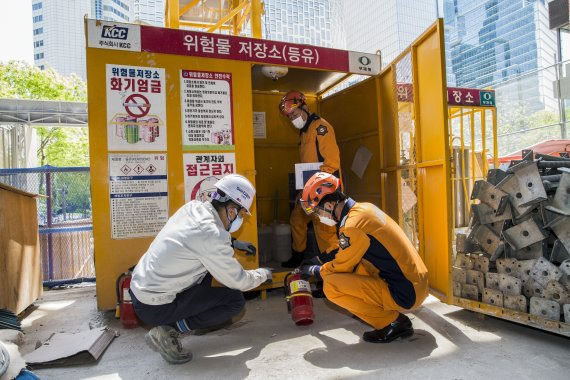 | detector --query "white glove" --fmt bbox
[258,267,273,284]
